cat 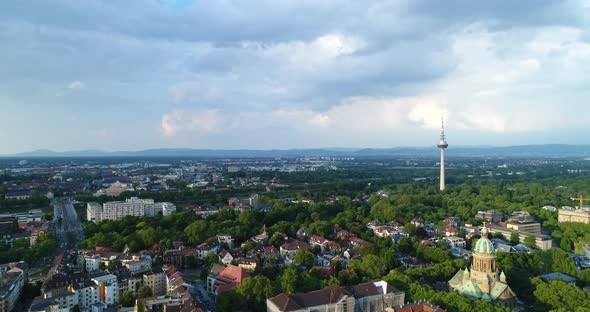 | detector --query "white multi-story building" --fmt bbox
[87,198,176,222]
[0,267,25,312]
[91,274,119,305]
[143,269,167,296]
[121,254,152,274]
[49,289,78,311]
[71,281,100,310]
[85,255,102,273]
[41,274,121,311]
